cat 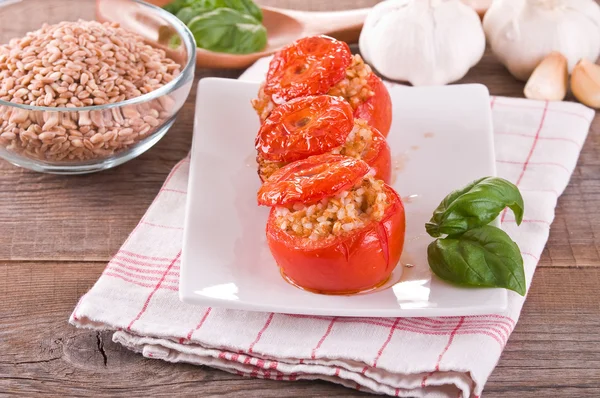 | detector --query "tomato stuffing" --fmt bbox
[333,119,391,184]
[258,155,406,294]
